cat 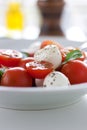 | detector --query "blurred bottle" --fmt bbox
[37,0,65,36]
[6,2,24,31]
